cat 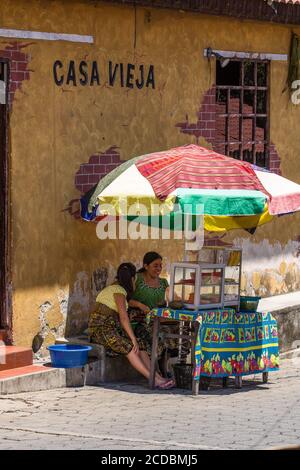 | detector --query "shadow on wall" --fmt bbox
[65,267,108,338]
[32,267,108,358]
